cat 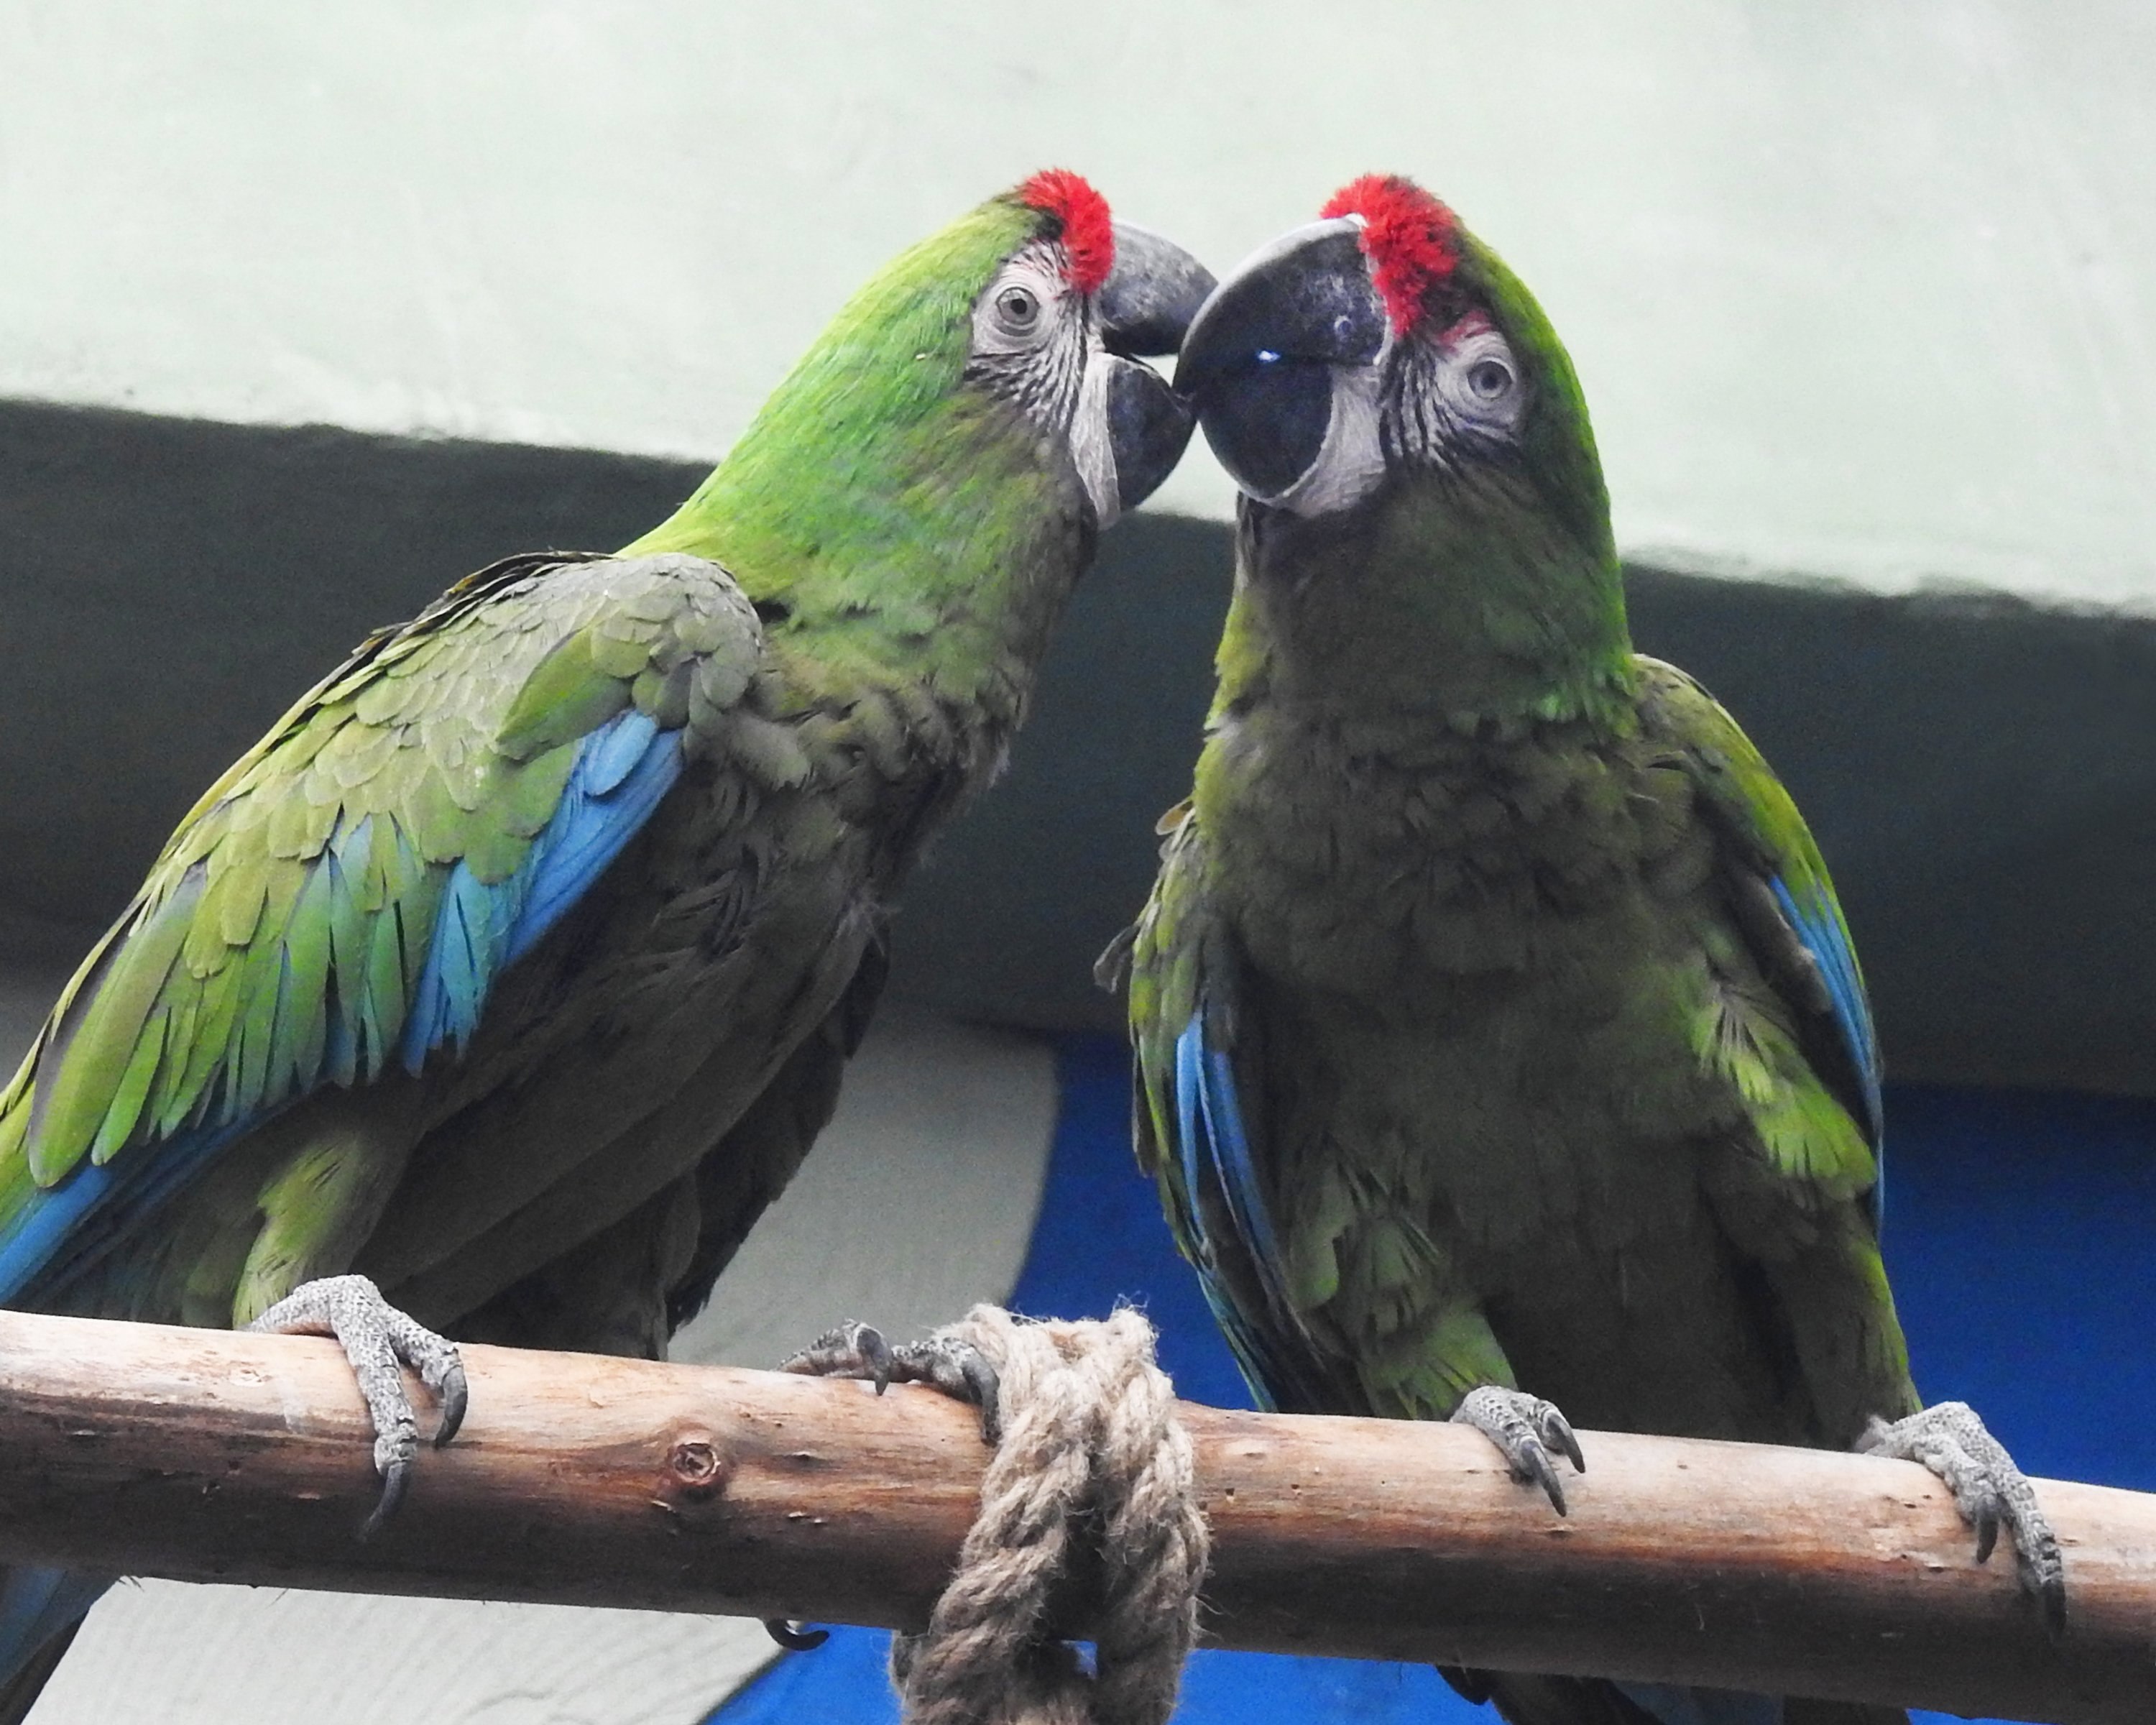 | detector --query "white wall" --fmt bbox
[1,1,2152,605]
